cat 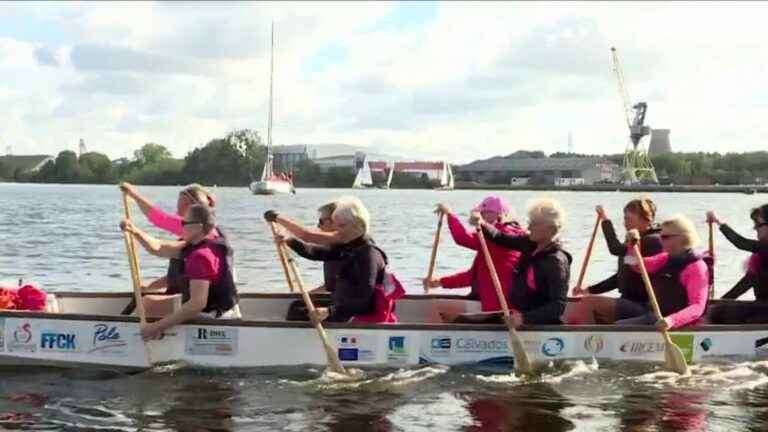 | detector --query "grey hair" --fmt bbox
[331,196,370,238]
[527,198,566,232]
